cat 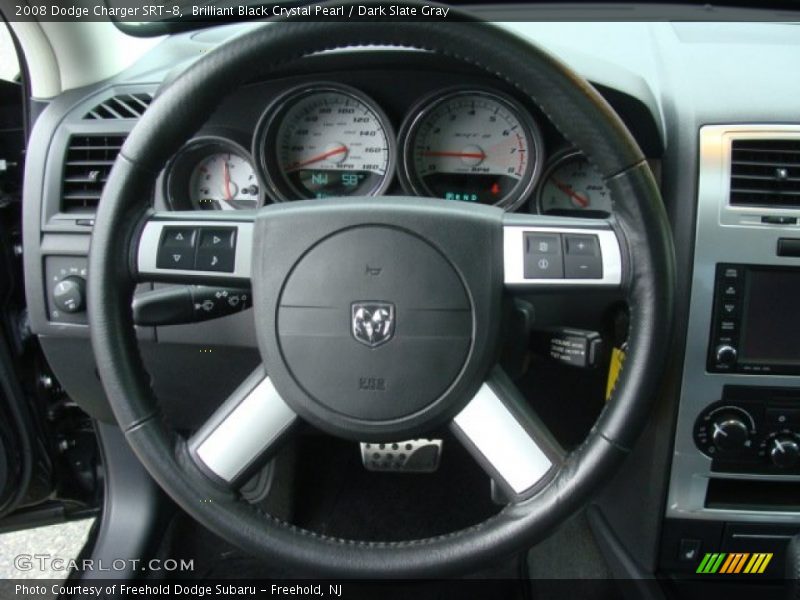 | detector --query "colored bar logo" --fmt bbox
[696,552,773,574]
